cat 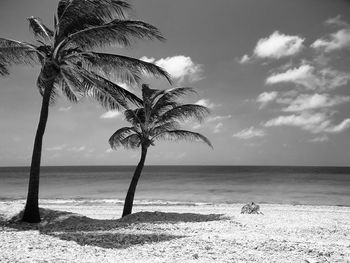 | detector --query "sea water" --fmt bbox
[0,166,349,206]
